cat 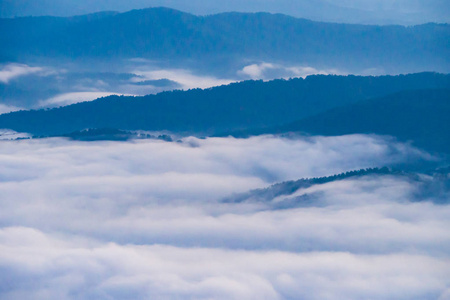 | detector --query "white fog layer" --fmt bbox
[0,135,448,299]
